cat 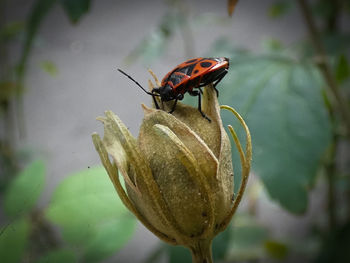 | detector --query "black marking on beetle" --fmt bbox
[186,58,198,64]
[200,61,212,68]
[177,63,196,75]
[169,74,181,86]
[202,212,207,217]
